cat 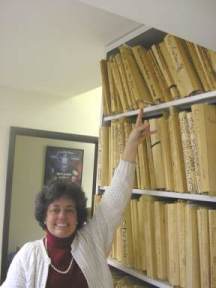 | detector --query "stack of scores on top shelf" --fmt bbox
[100,33,216,115]
[98,103,216,195]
